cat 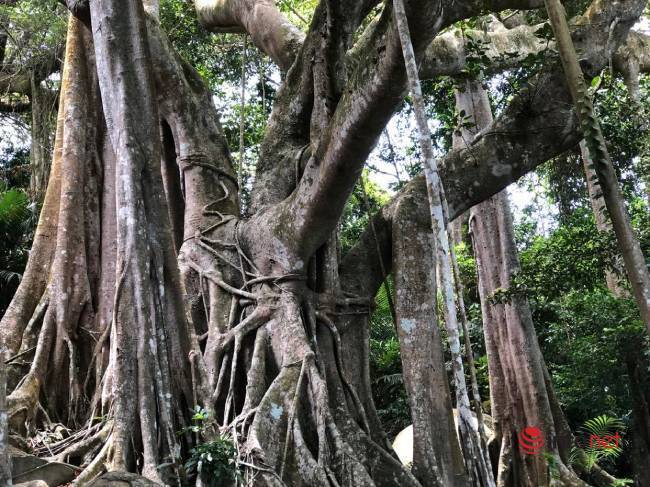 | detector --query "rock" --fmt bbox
[88,472,162,486]
[391,410,496,467]
[392,425,413,467]
[15,481,49,487]
[11,448,78,486]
